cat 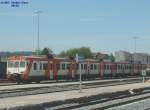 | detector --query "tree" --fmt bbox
[33,48,53,56]
[109,53,115,62]
[59,47,93,59]
[59,51,67,57]
[41,48,53,55]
